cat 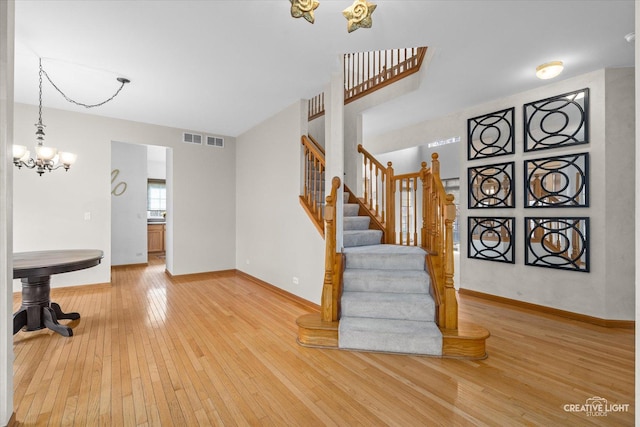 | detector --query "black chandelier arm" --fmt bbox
[14,158,70,175]
[40,66,130,109]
